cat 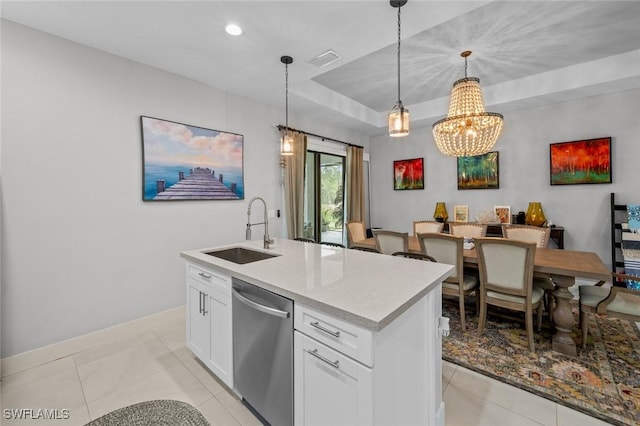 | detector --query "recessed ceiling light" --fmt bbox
[225,24,242,36]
